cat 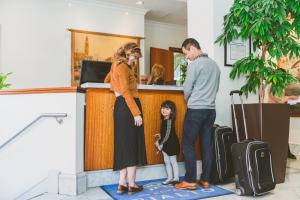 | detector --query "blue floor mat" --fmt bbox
[100,178,233,200]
